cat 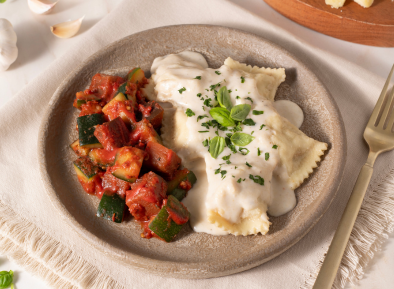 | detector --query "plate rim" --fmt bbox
[38,24,347,279]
